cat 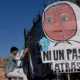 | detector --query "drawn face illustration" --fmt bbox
[43,4,77,41]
